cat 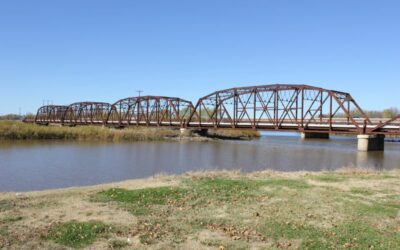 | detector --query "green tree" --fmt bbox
[382,107,399,118]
